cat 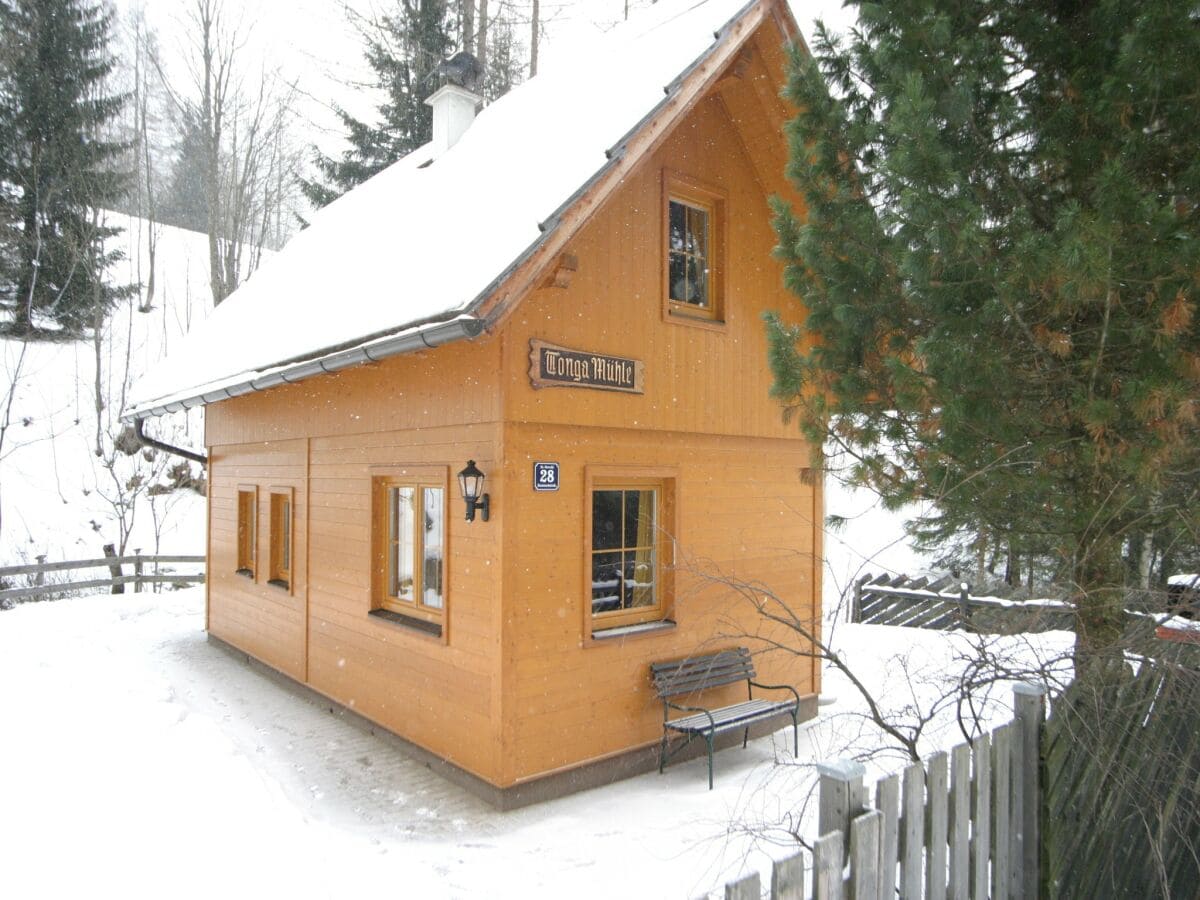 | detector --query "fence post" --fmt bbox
[1014,683,1046,900]
[957,582,972,631]
[852,575,868,623]
[134,554,144,593]
[102,544,124,594]
[818,759,868,854]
